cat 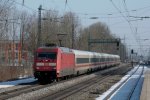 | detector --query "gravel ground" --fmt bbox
[62,65,132,100]
[7,64,131,100]
[64,75,122,100]
[0,85,31,94]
